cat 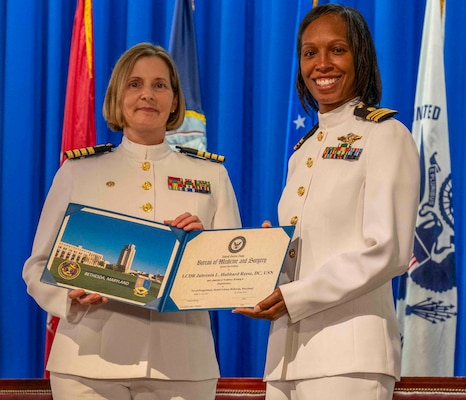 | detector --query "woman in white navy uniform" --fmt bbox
[234,5,419,400]
[23,43,241,400]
